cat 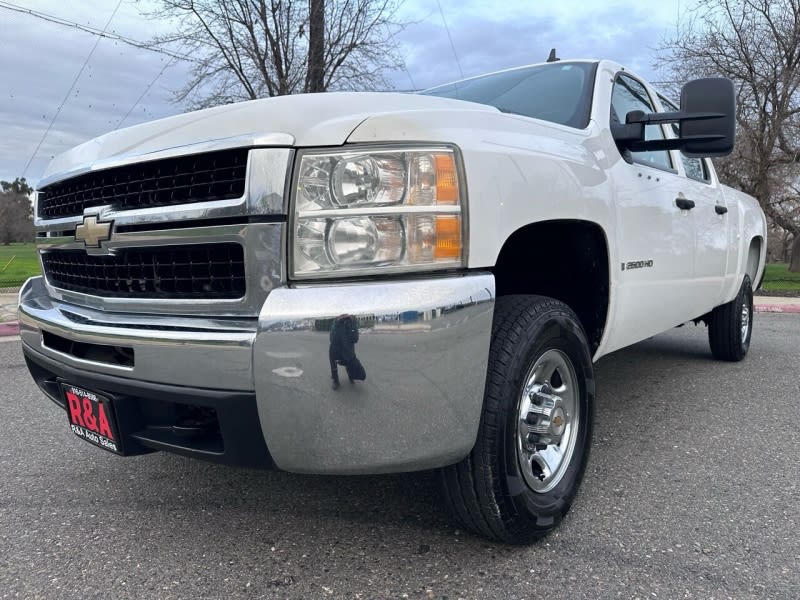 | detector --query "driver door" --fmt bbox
[605,73,697,352]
